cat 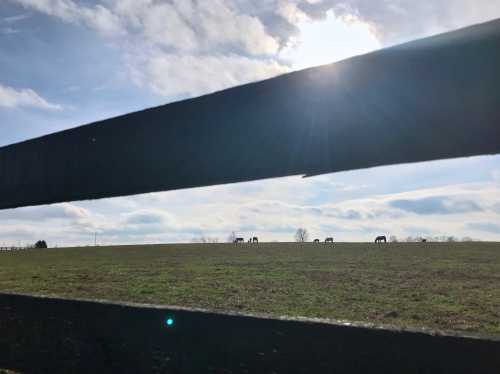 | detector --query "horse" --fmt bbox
[234,238,244,244]
[375,236,387,243]
[422,238,427,243]
[252,237,258,243]
[325,237,334,243]
[313,239,320,243]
